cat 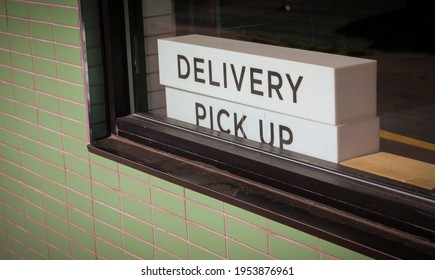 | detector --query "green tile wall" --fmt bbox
[0,0,371,260]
